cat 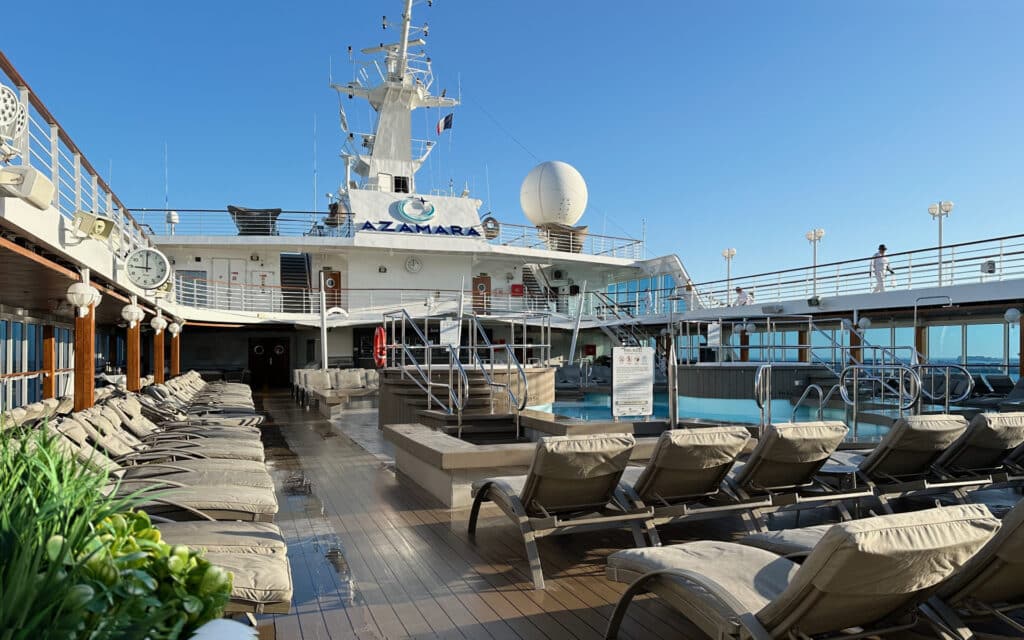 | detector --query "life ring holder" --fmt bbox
[481,216,500,239]
[373,326,387,368]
